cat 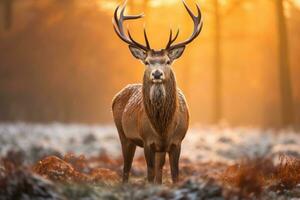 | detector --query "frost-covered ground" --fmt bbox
[1,123,300,200]
[1,122,300,163]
